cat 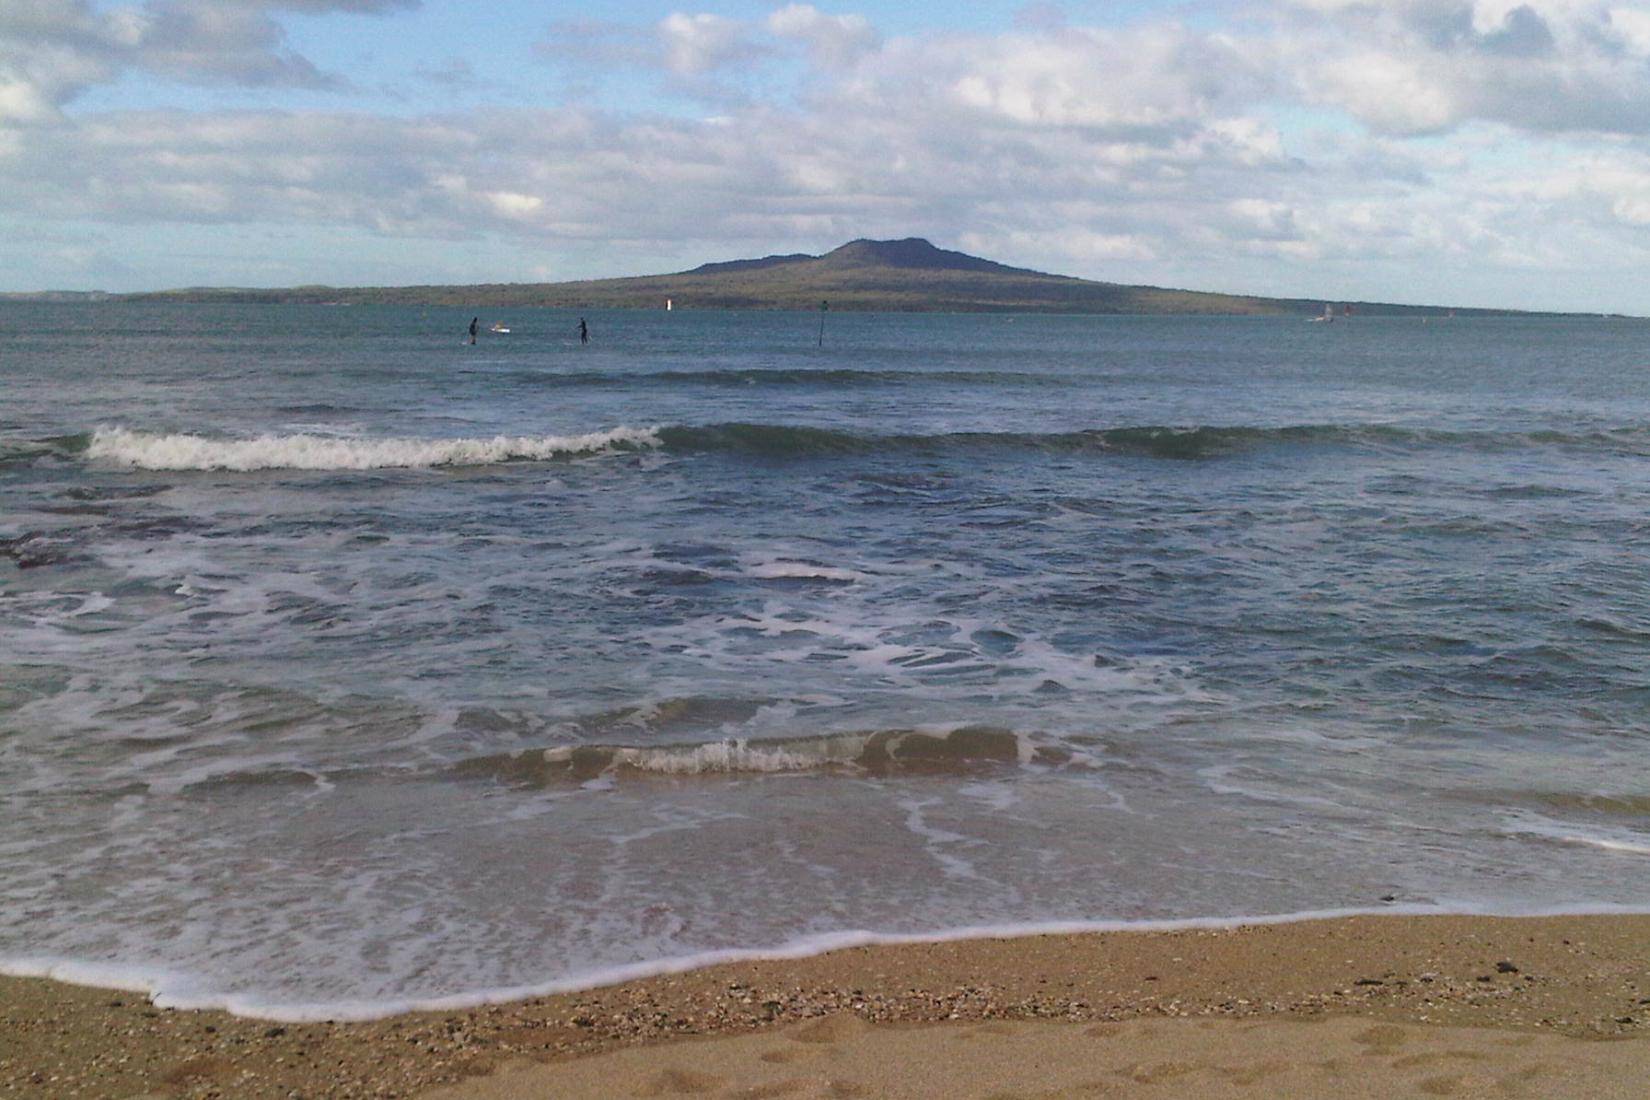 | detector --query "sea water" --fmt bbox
[2,302,1648,1019]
